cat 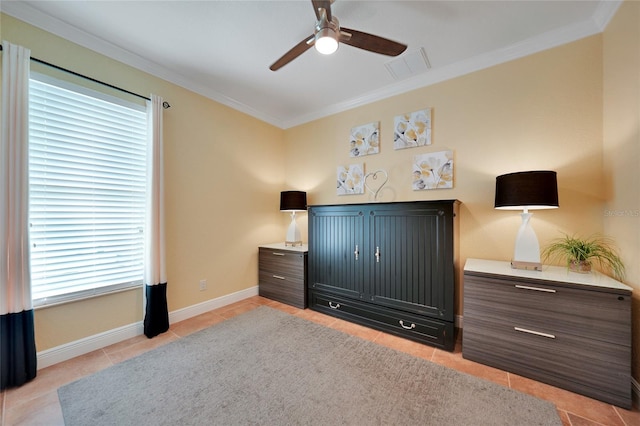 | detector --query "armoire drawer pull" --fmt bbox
[328,301,341,309]
[272,252,285,256]
[515,284,556,293]
[514,327,556,339]
[272,275,285,280]
[399,320,416,330]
